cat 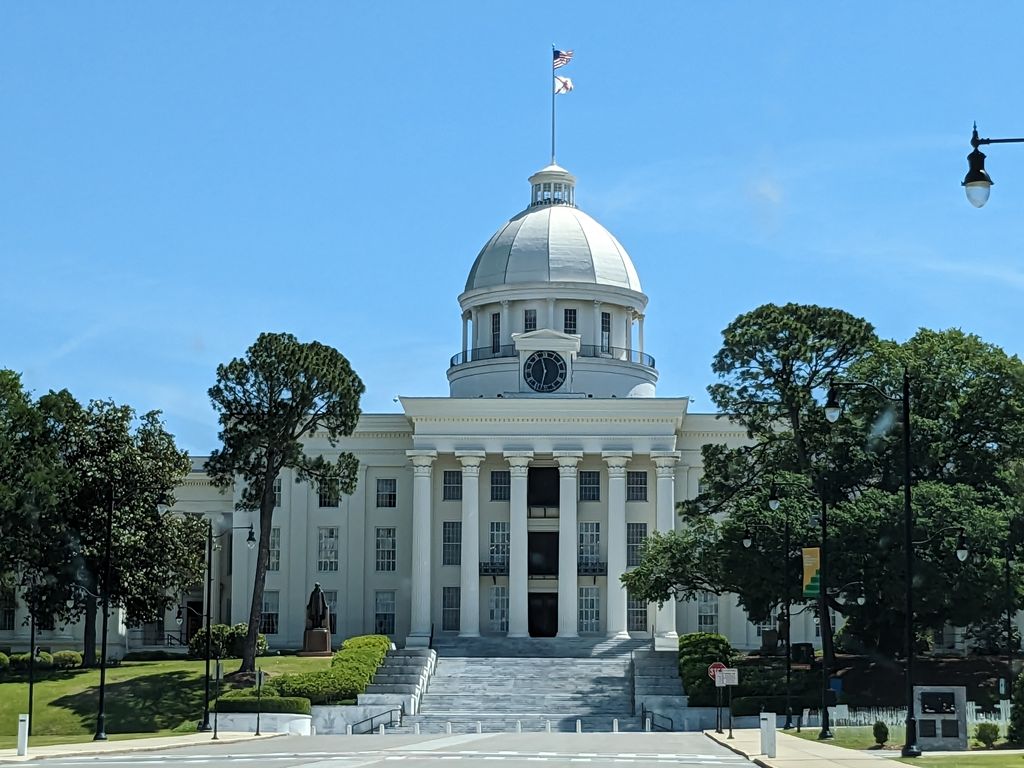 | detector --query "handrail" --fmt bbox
[449,345,517,367]
[448,344,656,369]
[352,707,403,734]
[628,651,636,717]
[640,703,674,732]
[428,622,435,650]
